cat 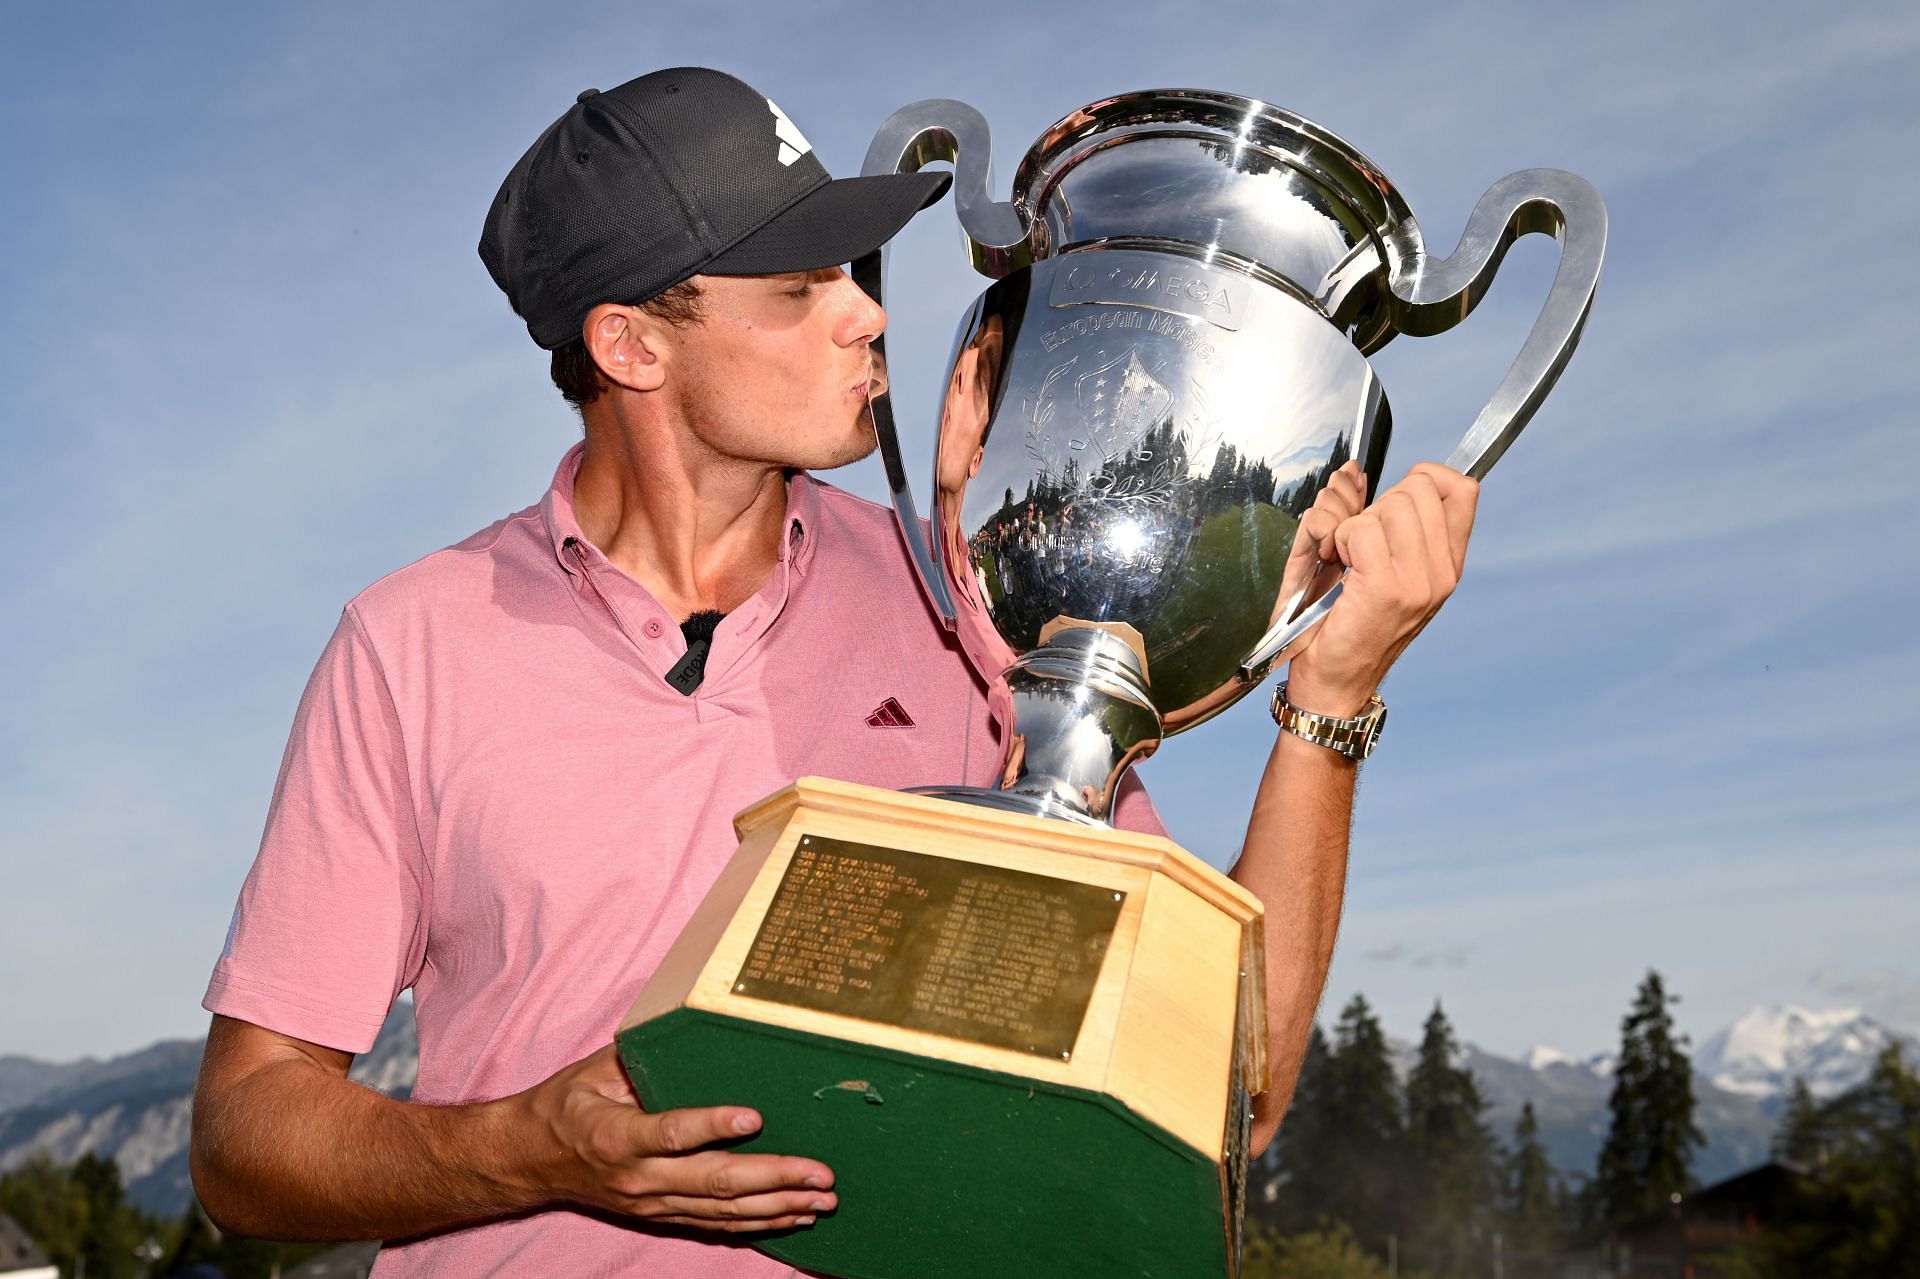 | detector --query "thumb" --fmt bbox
[574,1044,643,1107]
